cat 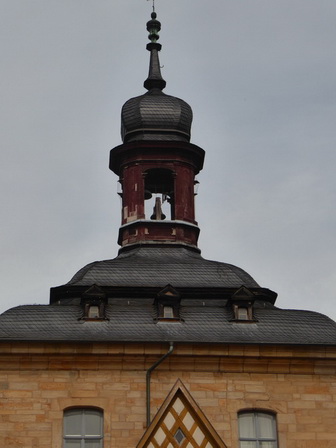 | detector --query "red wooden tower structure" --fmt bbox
[110,12,204,251]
